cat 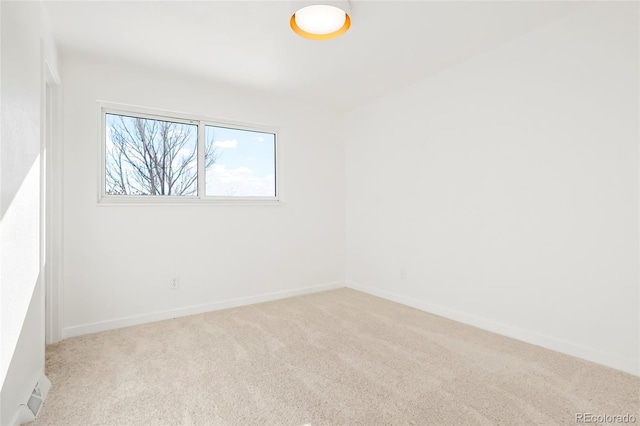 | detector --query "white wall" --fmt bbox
[0,1,58,424]
[61,54,345,337]
[345,3,639,375]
